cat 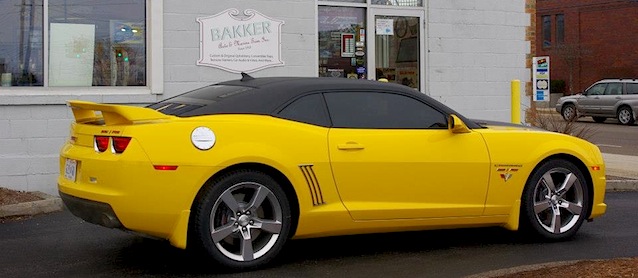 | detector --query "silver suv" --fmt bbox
[555,79,638,125]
